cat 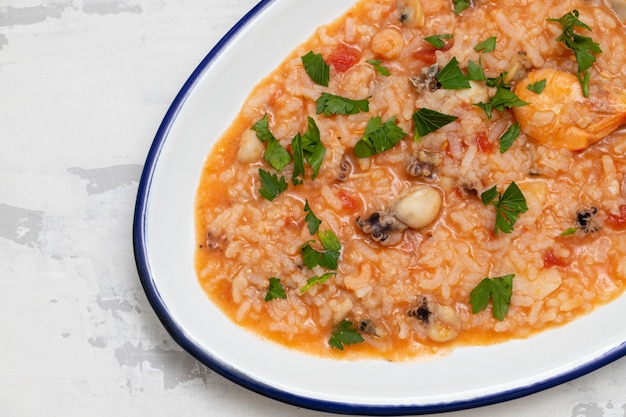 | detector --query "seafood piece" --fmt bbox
[397,0,425,28]
[513,68,626,150]
[408,295,462,342]
[356,185,442,245]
